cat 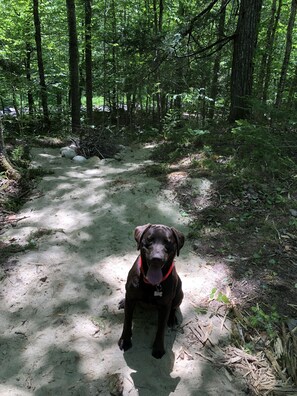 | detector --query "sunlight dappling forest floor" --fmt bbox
[0,143,296,395]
